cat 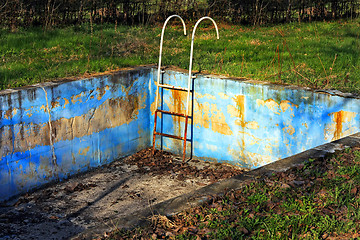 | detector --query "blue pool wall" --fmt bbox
[150,69,360,169]
[1,66,360,201]
[0,67,152,202]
